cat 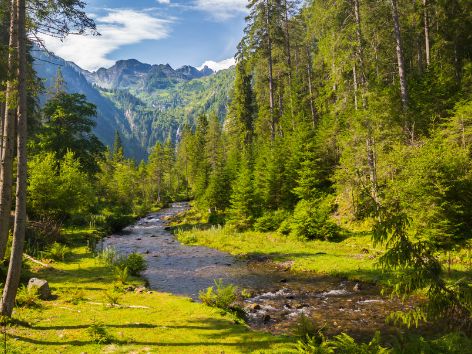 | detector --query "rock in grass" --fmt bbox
[28,278,51,299]
[135,286,146,294]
